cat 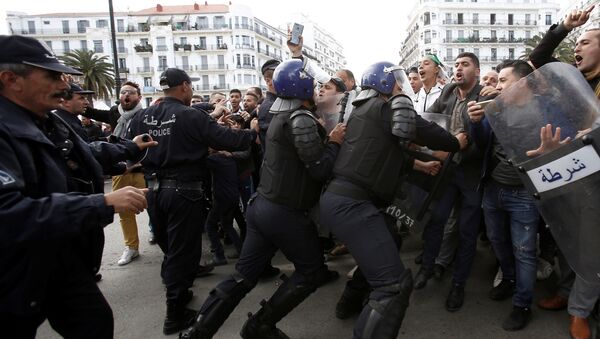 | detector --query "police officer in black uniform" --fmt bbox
[319,62,467,339]
[0,35,154,339]
[127,68,259,335]
[180,59,346,339]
